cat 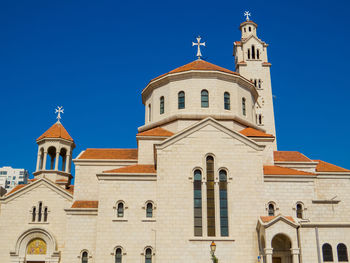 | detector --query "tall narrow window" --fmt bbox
[146,203,153,218]
[219,170,228,236]
[242,98,246,116]
[32,207,36,222]
[117,202,124,218]
[258,114,262,125]
[115,248,122,263]
[258,79,262,89]
[296,203,303,219]
[254,79,257,87]
[178,91,185,109]
[247,49,251,59]
[193,169,202,236]
[268,203,275,216]
[38,202,42,222]
[44,207,48,222]
[160,96,164,114]
[323,243,334,262]
[252,45,256,59]
[337,243,348,262]
[257,49,260,59]
[145,248,152,263]
[201,90,209,108]
[148,104,151,121]
[82,251,89,263]
[224,92,230,110]
[206,156,215,236]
